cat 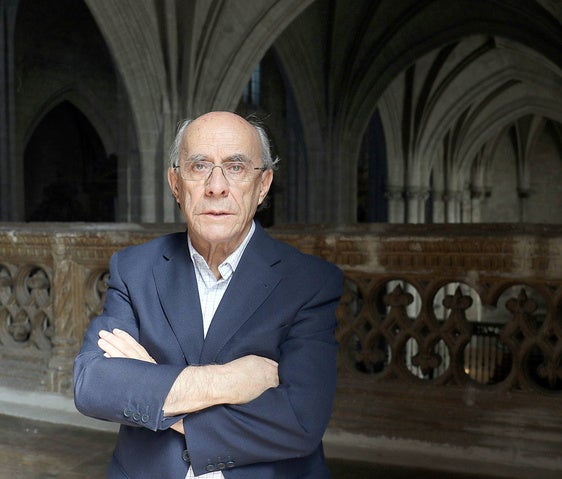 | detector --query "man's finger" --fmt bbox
[98,329,156,363]
[98,336,125,358]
